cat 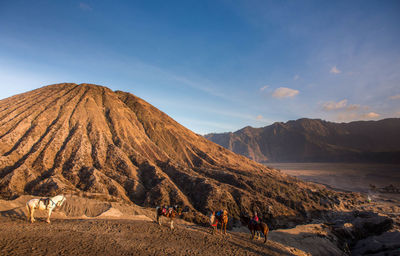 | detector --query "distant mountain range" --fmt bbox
[205,118,400,163]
